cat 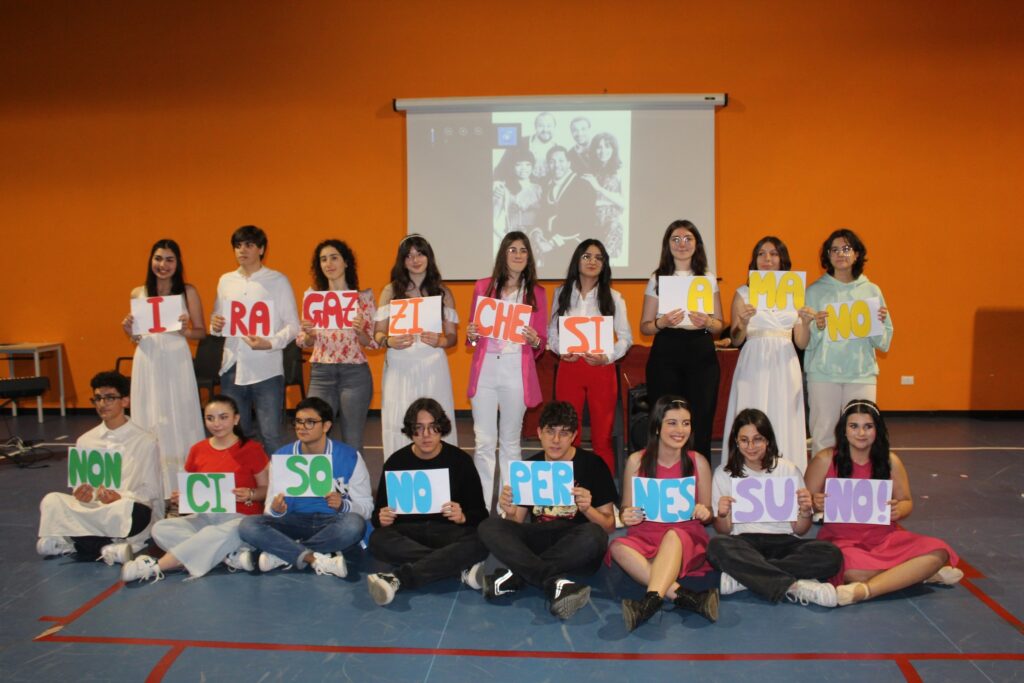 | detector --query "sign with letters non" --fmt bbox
[68,447,122,490]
